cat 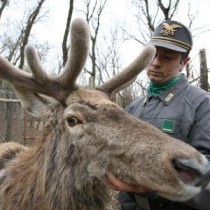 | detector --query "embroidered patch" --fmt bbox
[162,119,174,134]
[161,23,182,36]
